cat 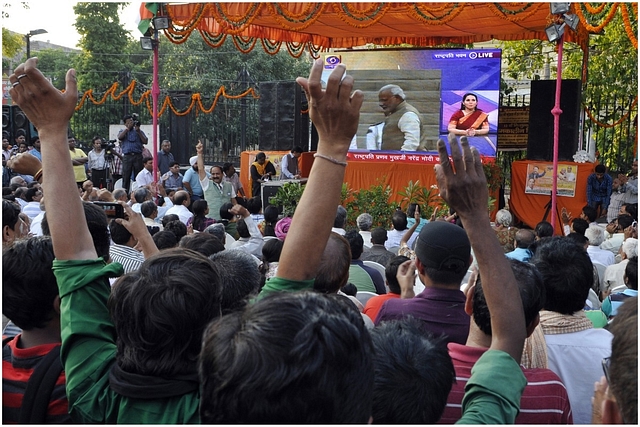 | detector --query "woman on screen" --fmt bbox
[448,93,490,137]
